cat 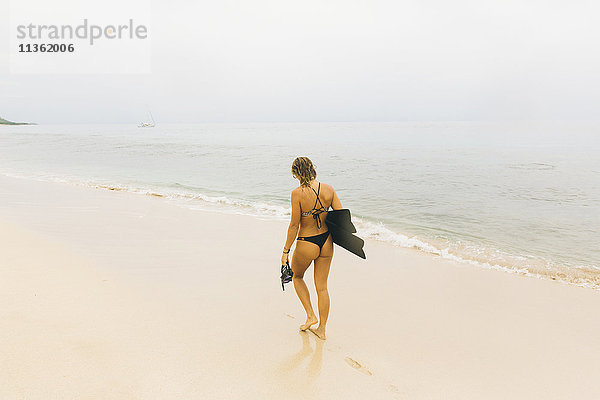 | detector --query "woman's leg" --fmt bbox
[311,237,333,340]
[291,242,319,330]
